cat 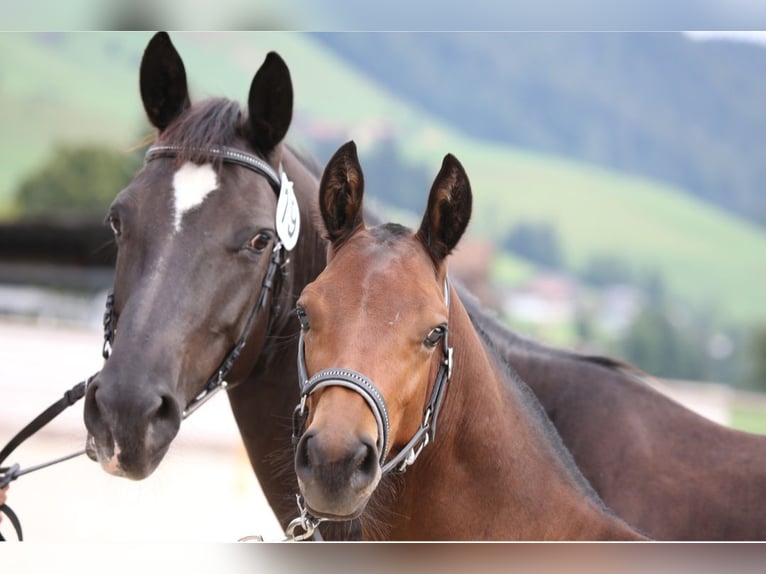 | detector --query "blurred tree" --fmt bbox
[746,325,766,392]
[502,221,564,269]
[581,254,635,286]
[618,307,706,380]
[314,33,766,229]
[314,137,432,215]
[361,138,432,214]
[14,143,143,221]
